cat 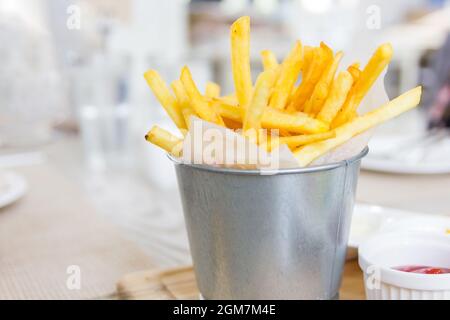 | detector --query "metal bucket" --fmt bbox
[170,148,368,300]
